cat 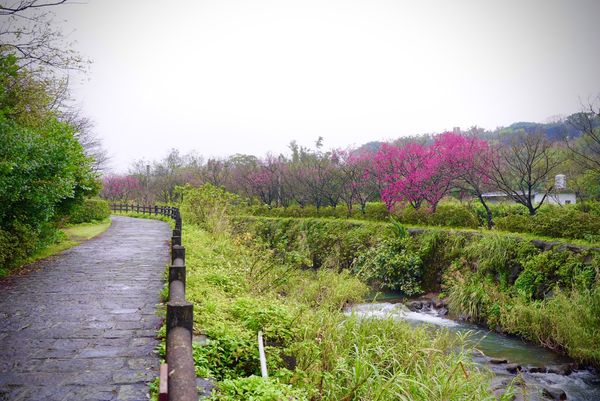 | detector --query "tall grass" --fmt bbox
[180,218,493,399]
[499,288,600,363]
